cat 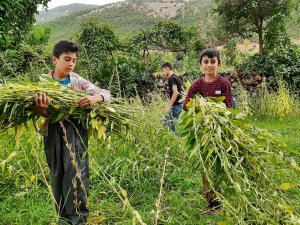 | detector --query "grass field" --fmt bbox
[0,97,299,225]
